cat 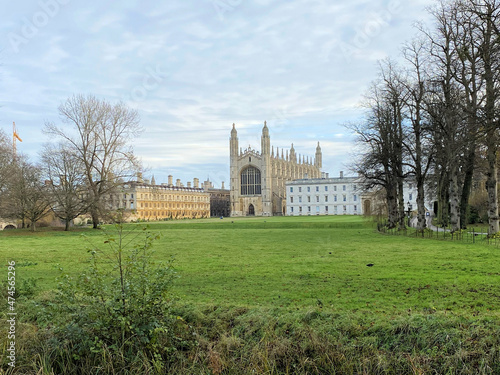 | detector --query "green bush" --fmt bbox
[41,224,188,370]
